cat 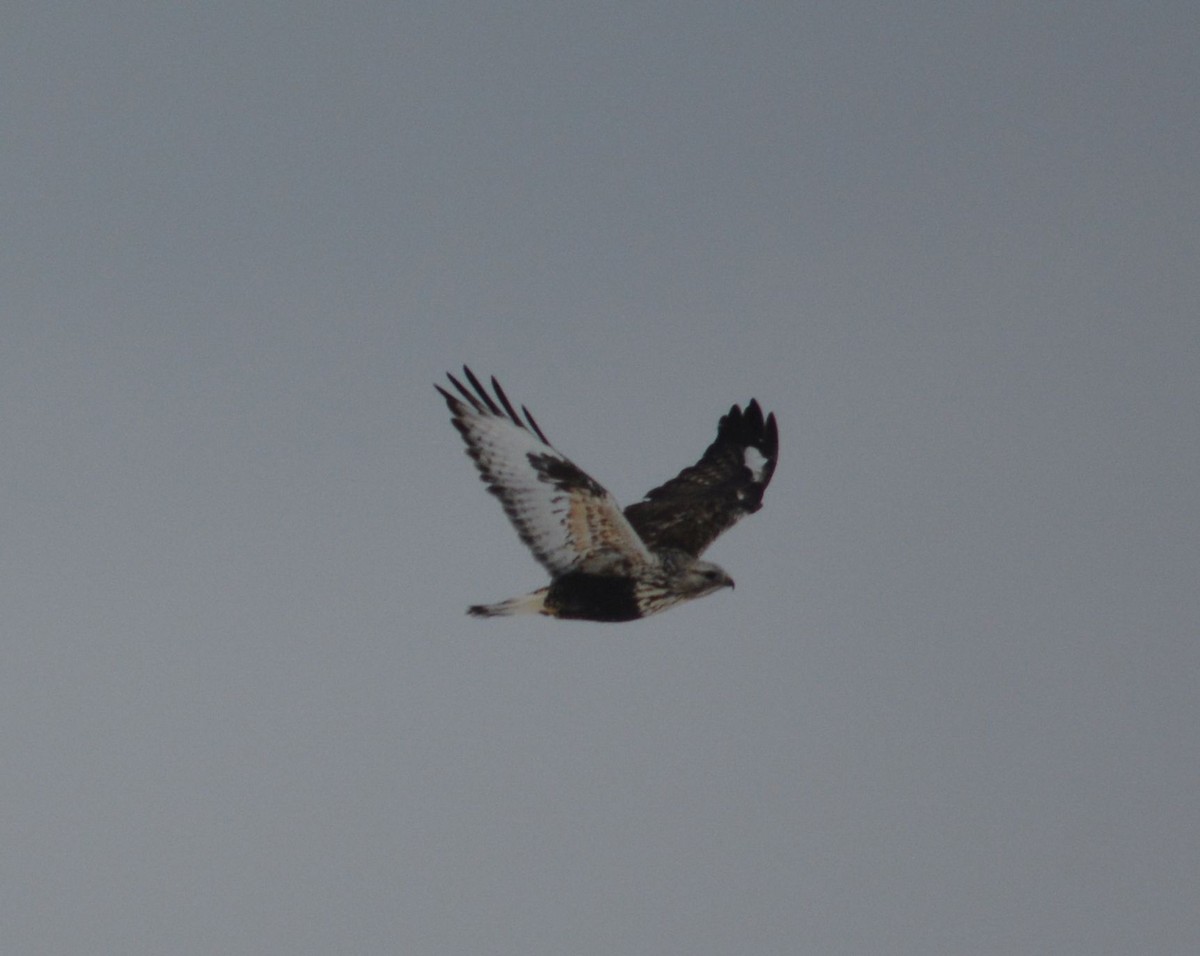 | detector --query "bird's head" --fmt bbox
[677,559,735,599]
[632,552,736,618]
